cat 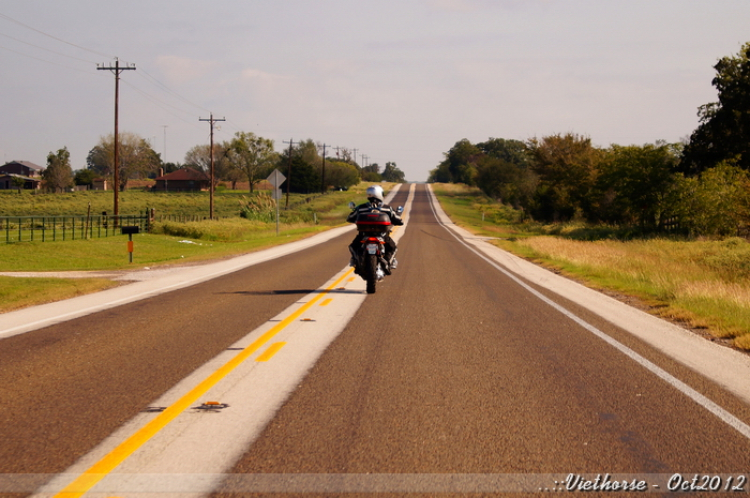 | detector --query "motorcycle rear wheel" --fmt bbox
[366,254,378,294]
